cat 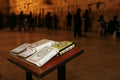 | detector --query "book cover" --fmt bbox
[26,47,59,67]
[52,41,75,55]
